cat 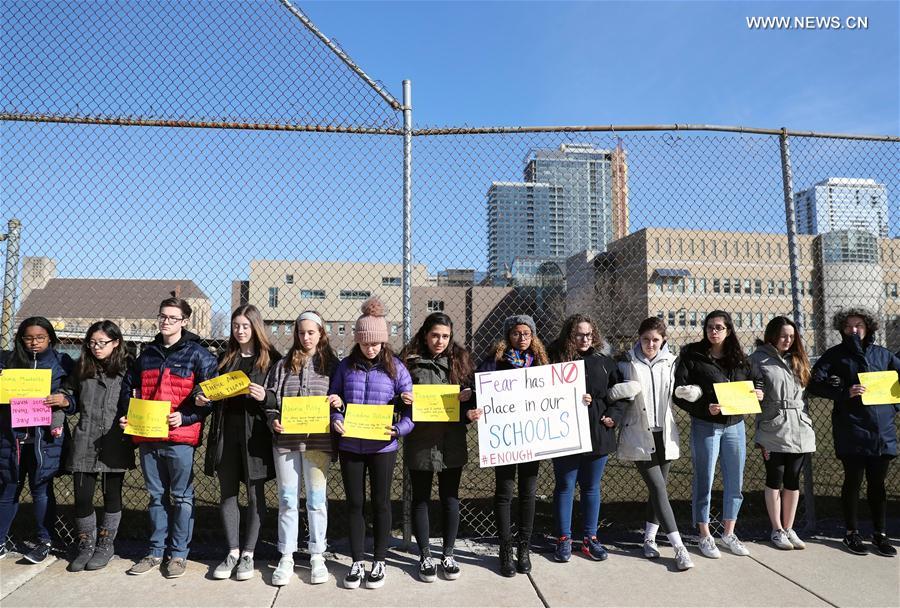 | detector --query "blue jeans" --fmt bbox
[690,418,746,524]
[139,443,195,559]
[0,446,57,543]
[552,453,608,538]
